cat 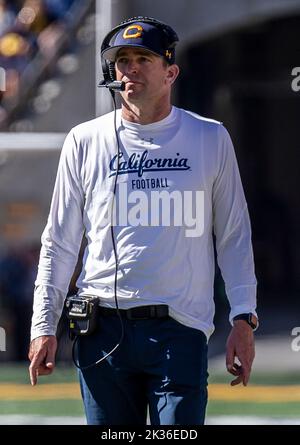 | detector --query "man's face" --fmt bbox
[114,47,178,103]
